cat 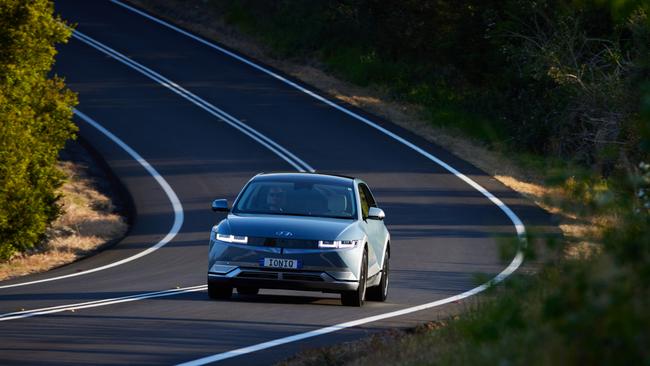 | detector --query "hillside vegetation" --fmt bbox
[0,0,77,260]
[215,0,649,172]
